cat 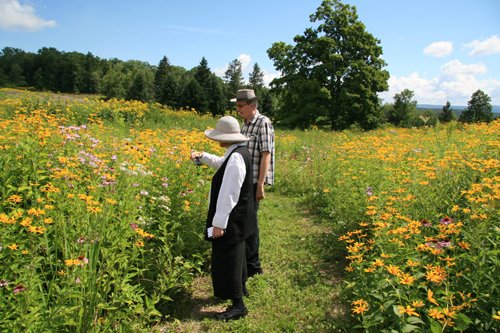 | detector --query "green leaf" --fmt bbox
[383,299,395,311]
[370,292,383,301]
[406,316,425,325]
[393,305,402,316]
[402,324,420,333]
[454,313,472,331]
[429,318,442,333]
